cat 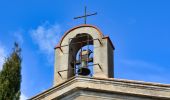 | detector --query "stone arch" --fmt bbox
[68,33,93,78]
[55,24,104,48]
